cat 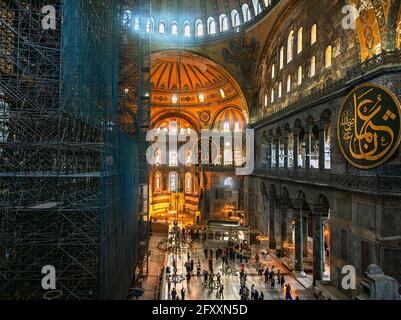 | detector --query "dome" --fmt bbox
[150,51,244,108]
[128,0,279,41]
